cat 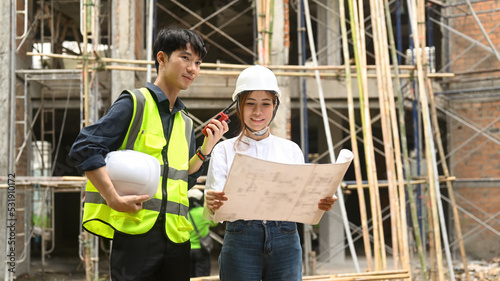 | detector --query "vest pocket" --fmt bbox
[142,133,167,155]
[177,215,194,231]
[111,210,145,223]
